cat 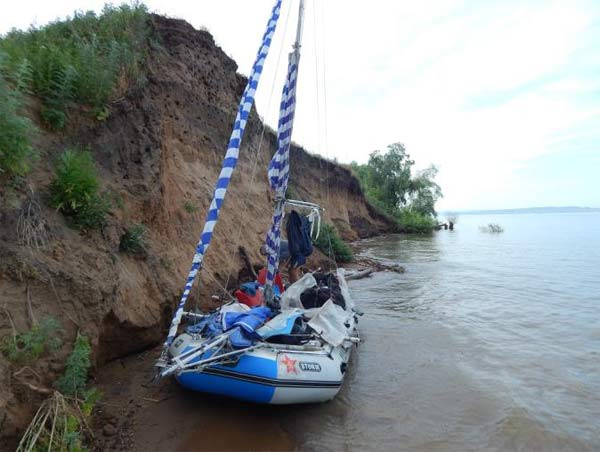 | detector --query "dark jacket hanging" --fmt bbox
[286,210,313,266]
